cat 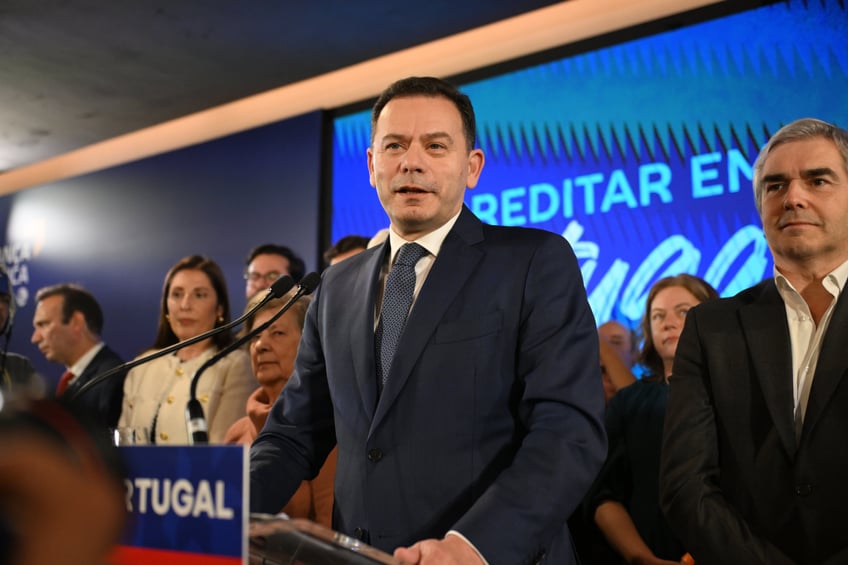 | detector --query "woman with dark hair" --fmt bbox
[589,274,718,564]
[636,274,720,382]
[118,255,254,444]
